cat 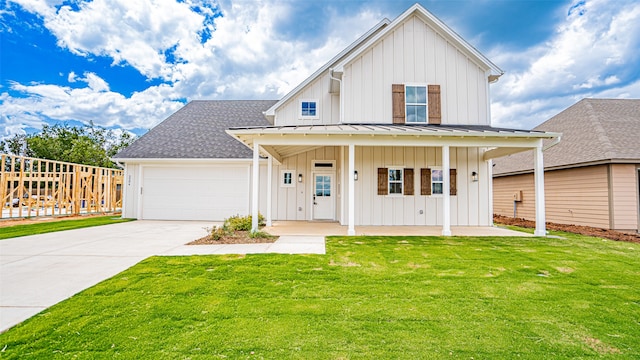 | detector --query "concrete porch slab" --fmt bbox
[264,221,533,237]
